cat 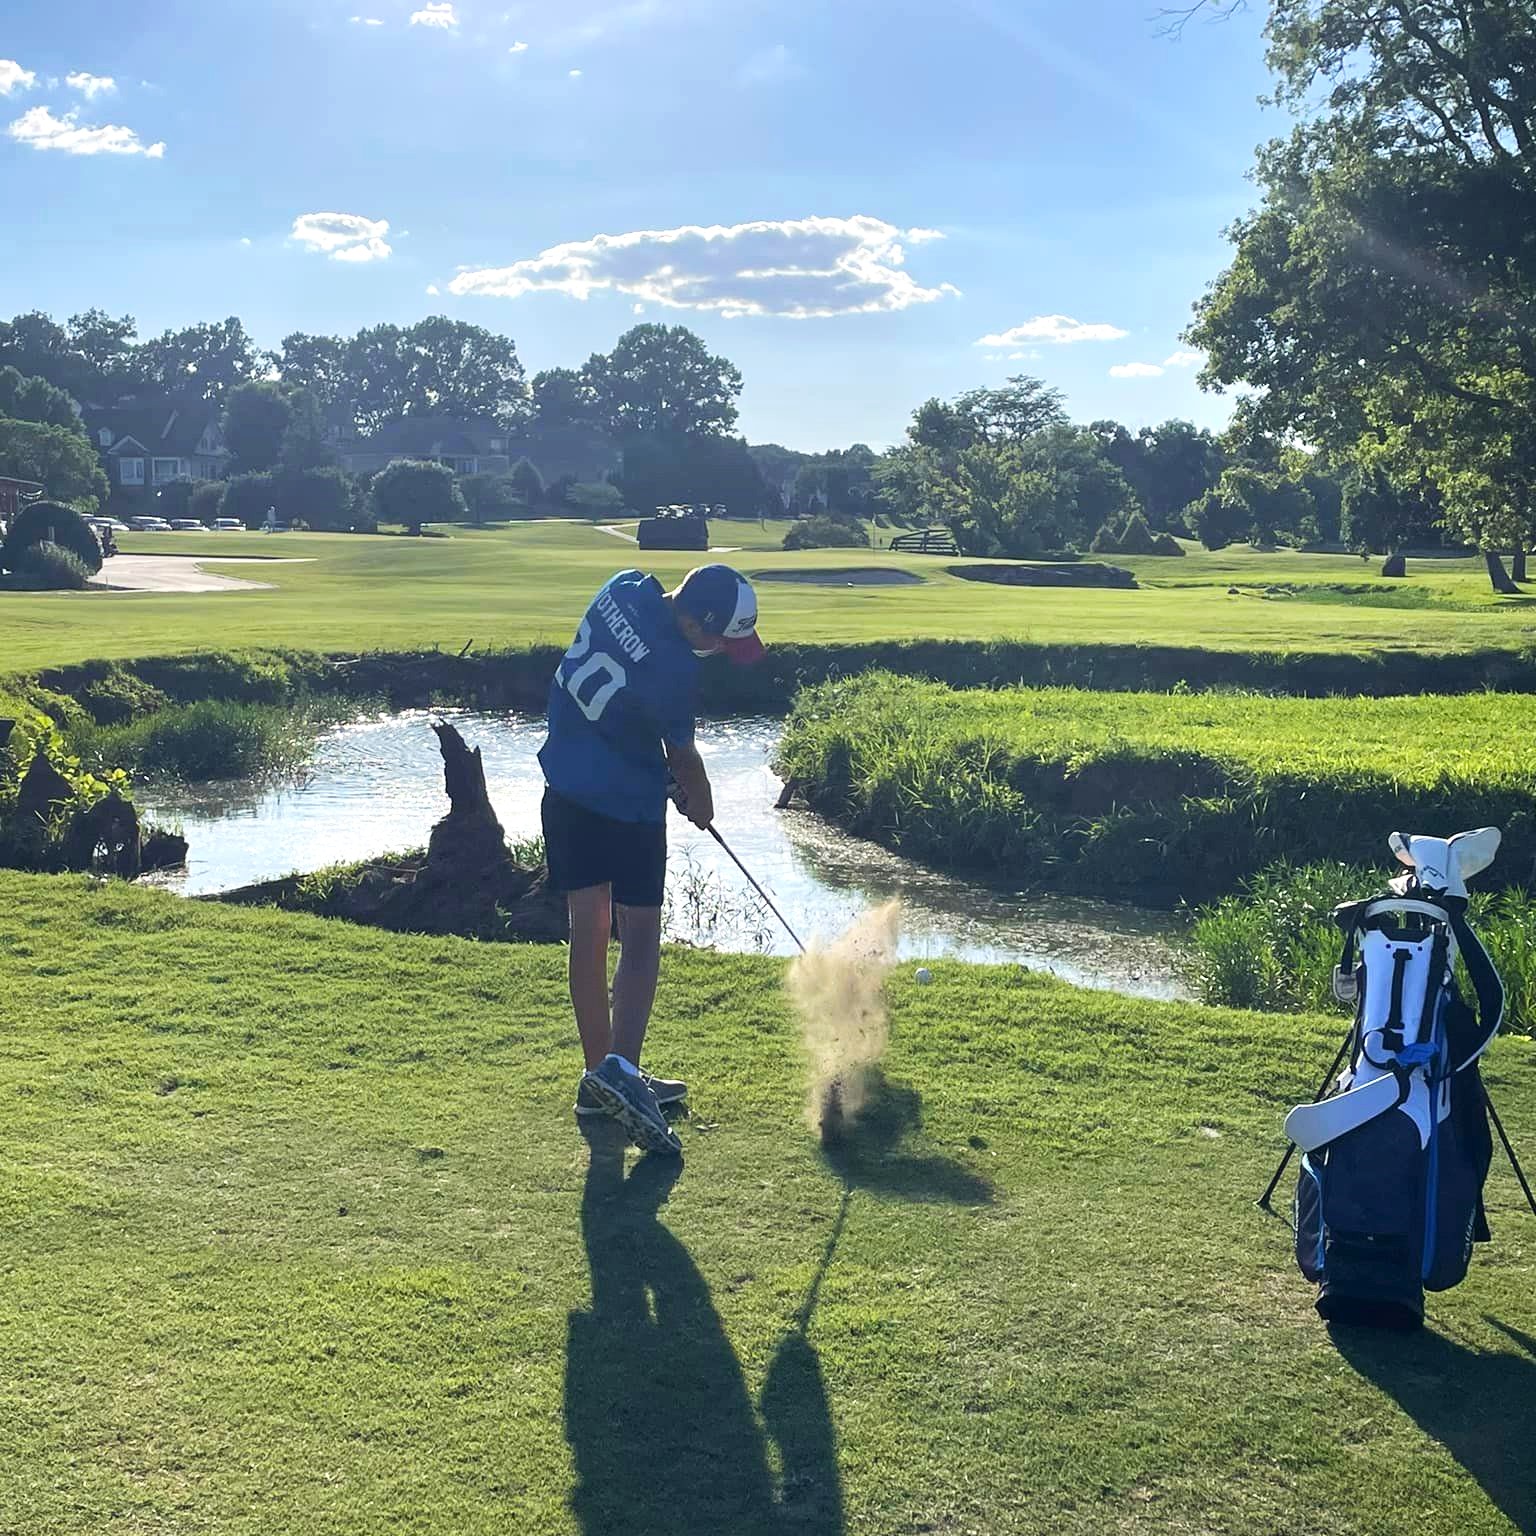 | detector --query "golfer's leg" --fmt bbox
[567,884,614,1071]
[611,904,662,1067]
